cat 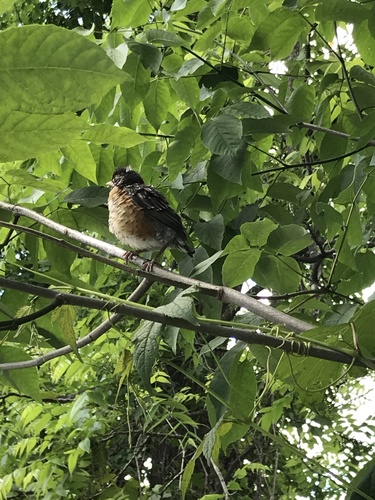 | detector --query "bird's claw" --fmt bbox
[141,259,156,272]
[123,251,138,263]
